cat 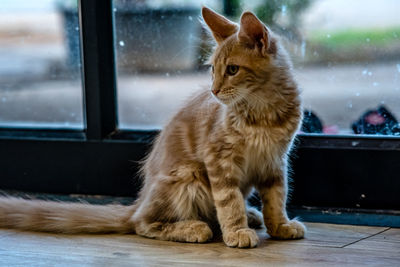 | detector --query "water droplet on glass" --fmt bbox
[347,101,353,108]
[119,41,125,47]
[361,194,366,198]
[368,71,372,76]
[356,204,360,208]
[362,69,368,75]
[396,64,400,73]
[188,16,193,21]
[113,8,117,12]
[75,27,79,31]
[356,92,360,96]
[300,41,306,58]
[1,97,6,103]
[381,100,385,104]
[373,82,379,87]
[366,38,370,42]
[281,5,287,15]
[326,34,331,38]
[165,72,170,77]
[351,141,359,146]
